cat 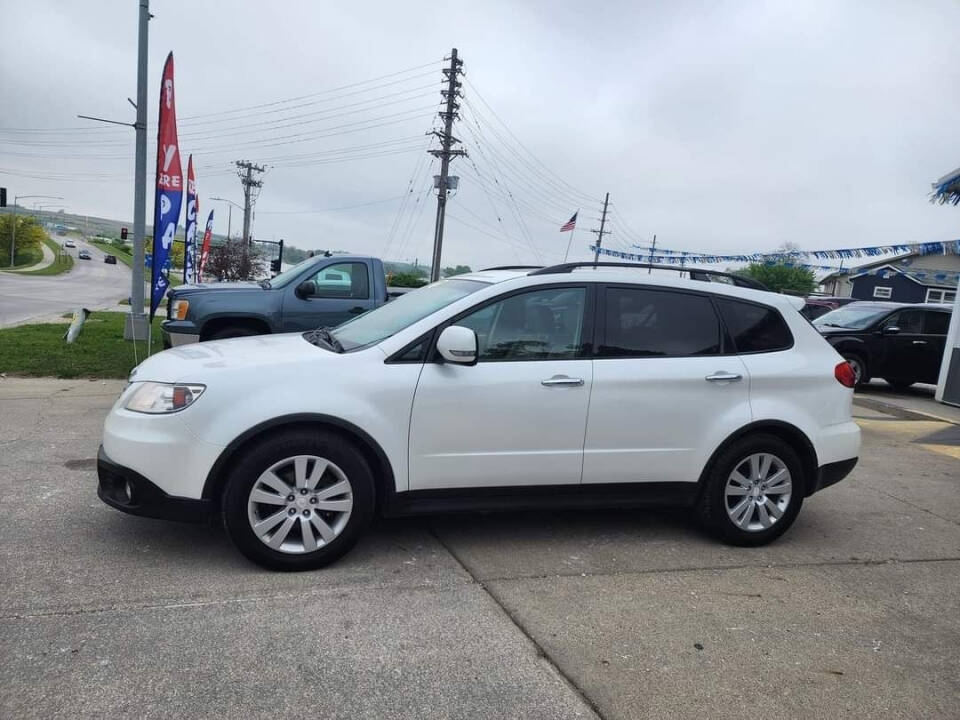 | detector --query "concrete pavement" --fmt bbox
[0,378,958,718]
[0,237,131,327]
